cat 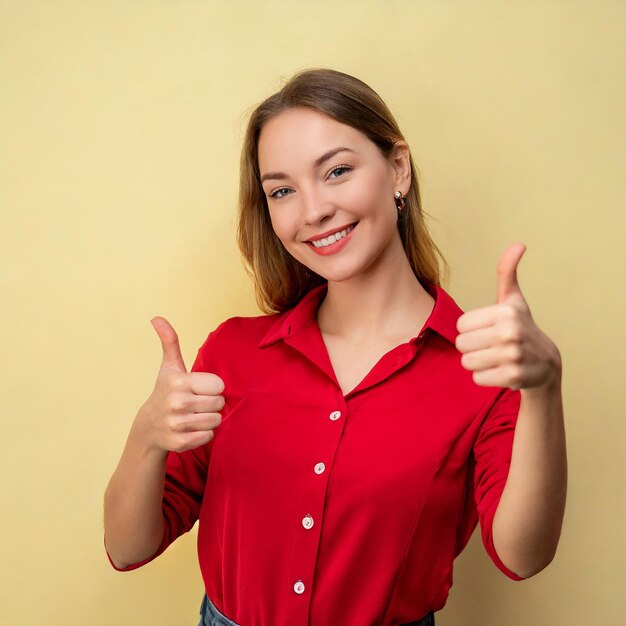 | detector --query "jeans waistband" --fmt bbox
[199,593,239,626]
[199,593,435,626]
